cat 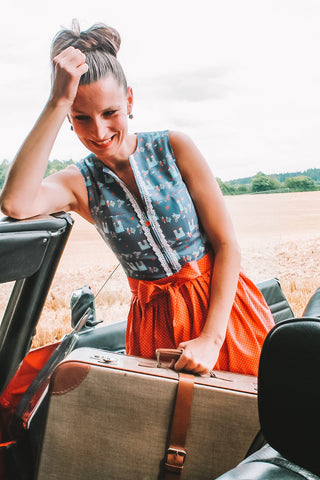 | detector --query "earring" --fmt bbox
[70,125,74,131]
[128,113,134,119]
